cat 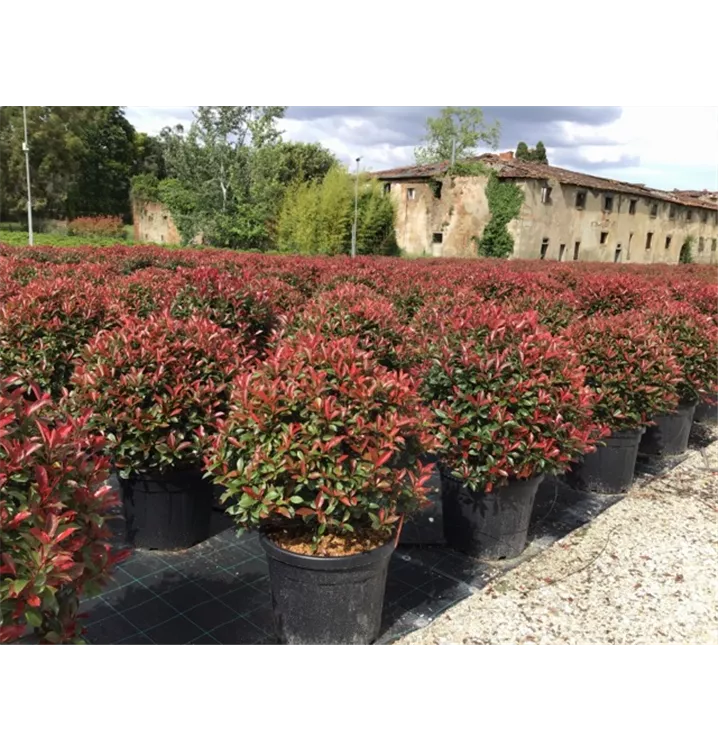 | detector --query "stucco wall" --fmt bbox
[512,180,718,265]
[387,176,492,258]
[133,200,181,245]
[387,176,718,265]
